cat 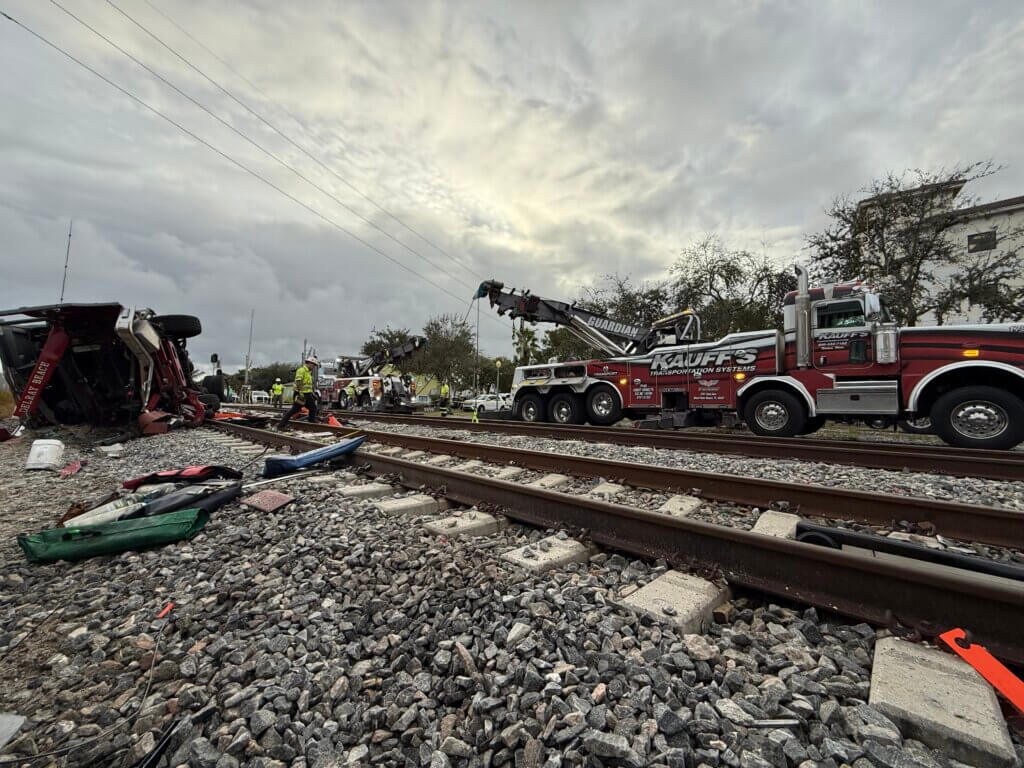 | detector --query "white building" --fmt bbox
[858,181,1024,325]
